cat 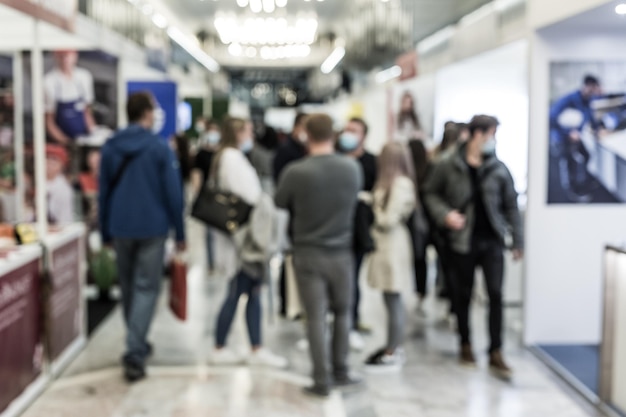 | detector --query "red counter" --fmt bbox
[0,245,47,417]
